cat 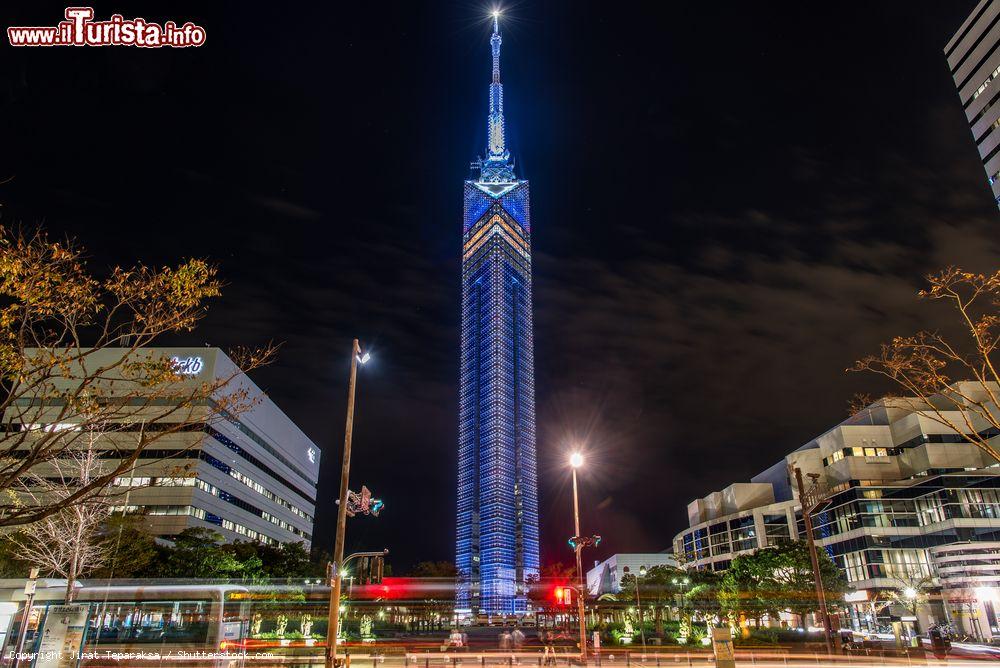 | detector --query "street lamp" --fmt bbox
[792,467,833,655]
[974,587,995,641]
[633,565,647,650]
[327,339,370,668]
[340,569,356,598]
[569,452,588,664]
[672,577,690,642]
